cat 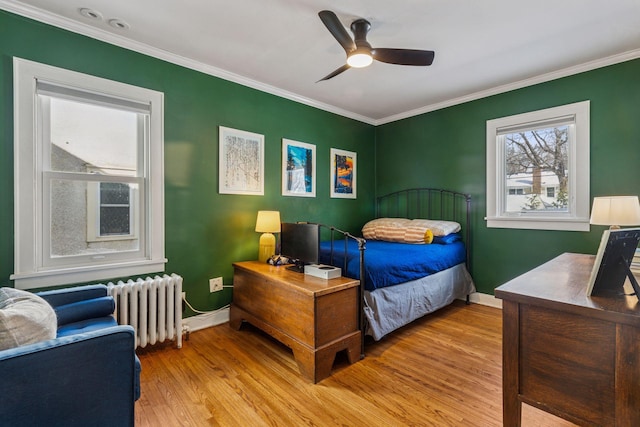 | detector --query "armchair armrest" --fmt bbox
[38,285,116,328]
[0,325,137,427]
[37,284,109,308]
[54,296,116,326]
